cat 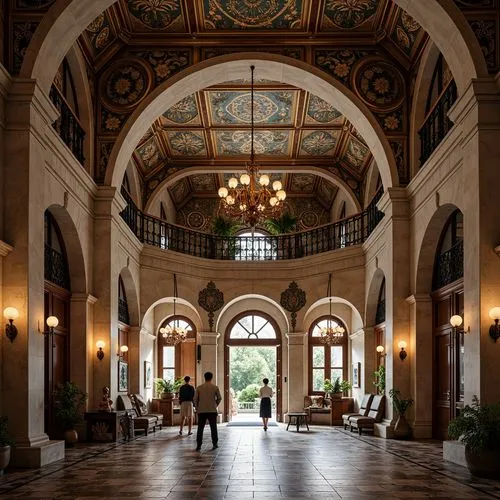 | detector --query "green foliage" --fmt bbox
[324,378,351,394]
[389,388,414,415]
[230,346,276,393]
[373,365,385,395]
[0,416,14,447]
[173,377,184,393]
[340,380,353,393]
[155,378,174,395]
[264,213,297,235]
[238,384,261,402]
[332,377,342,393]
[448,396,500,454]
[323,379,334,393]
[212,216,240,236]
[54,382,87,431]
